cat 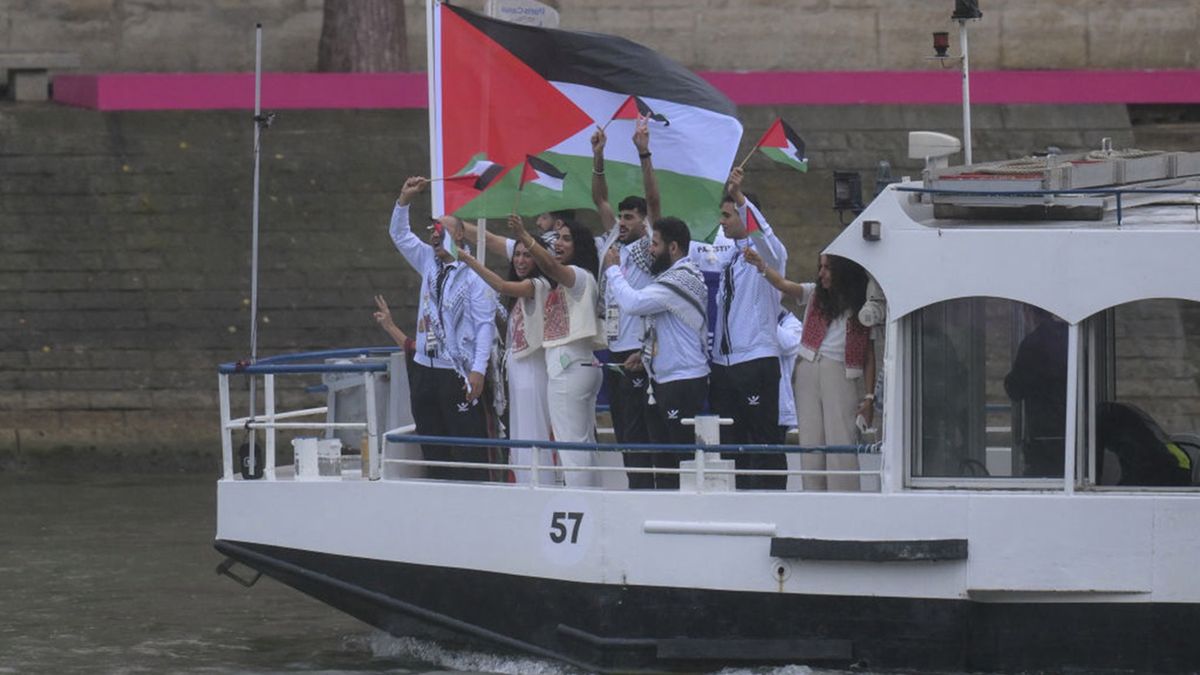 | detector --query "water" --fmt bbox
[0,473,848,674]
